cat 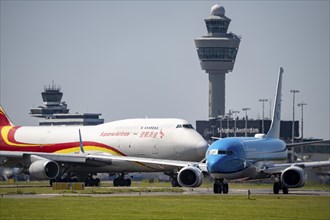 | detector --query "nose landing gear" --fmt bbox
[213,179,229,194]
